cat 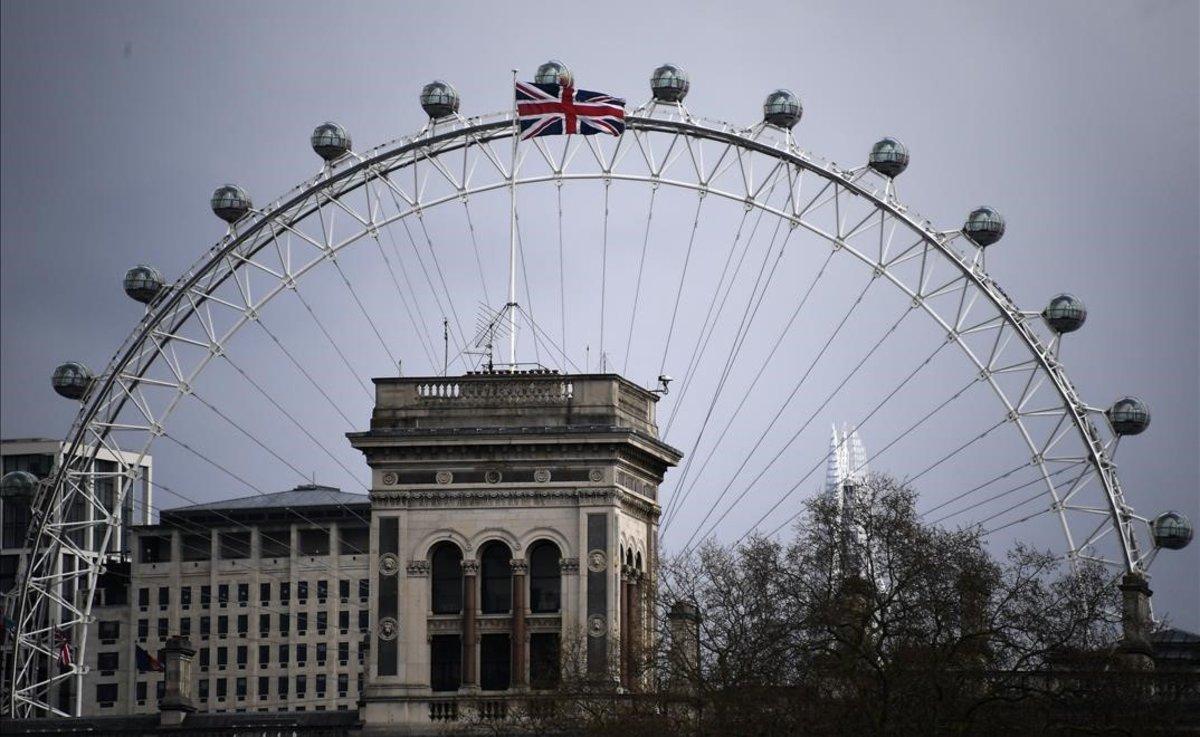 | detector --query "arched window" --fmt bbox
[479,541,512,614]
[528,540,561,613]
[430,542,463,615]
